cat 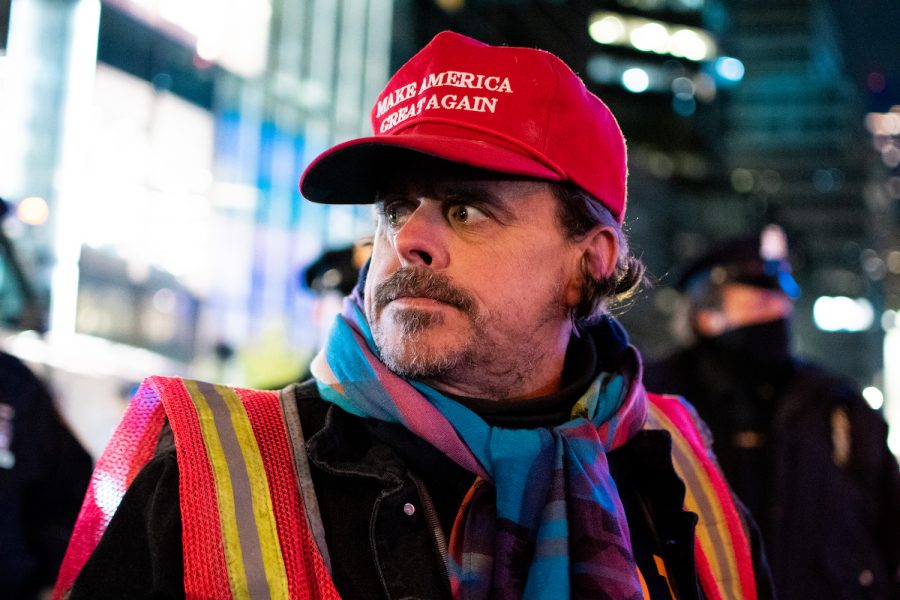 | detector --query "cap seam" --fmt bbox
[541,56,564,157]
